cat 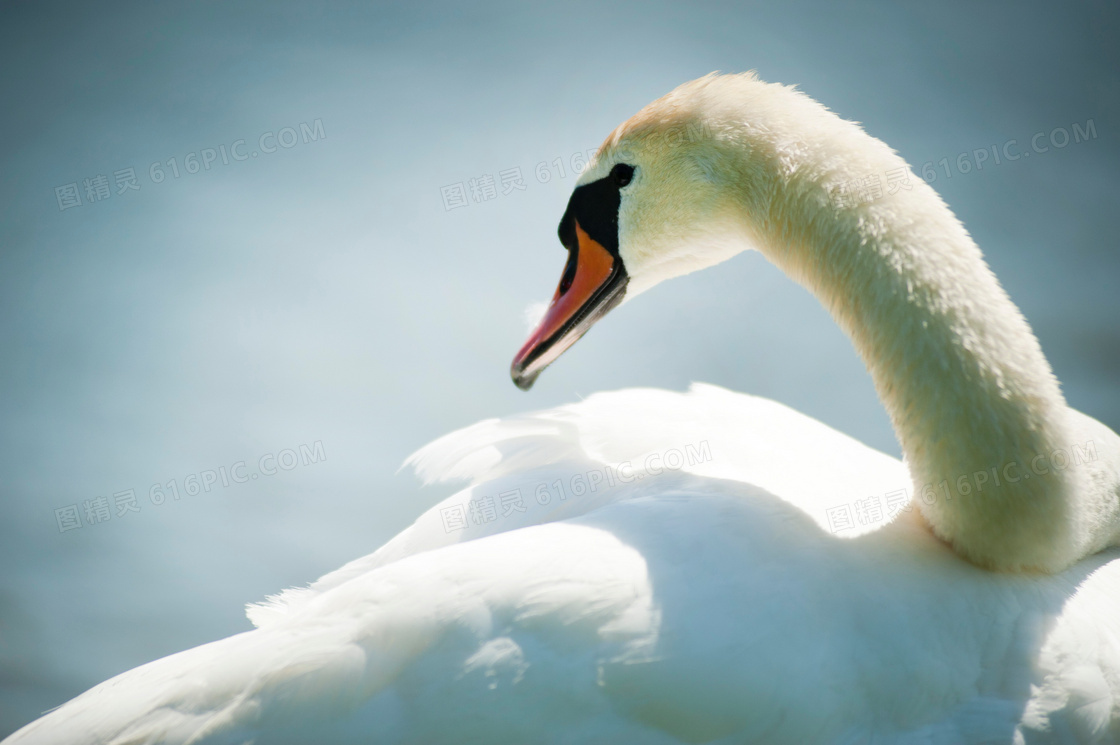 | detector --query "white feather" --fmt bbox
[523,300,549,332]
